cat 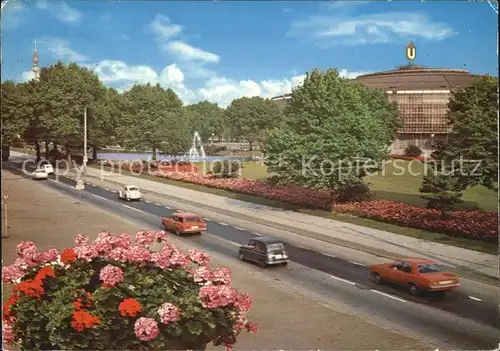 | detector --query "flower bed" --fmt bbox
[334,200,498,242]
[2,231,256,350]
[98,160,199,173]
[391,154,431,161]
[152,171,333,210]
[95,160,495,242]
